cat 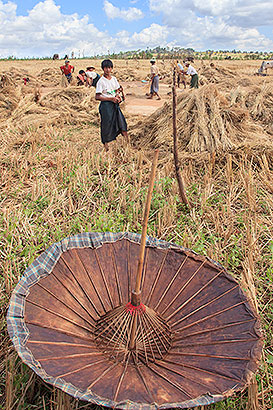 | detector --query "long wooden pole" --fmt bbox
[134,149,159,296]
[129,149,159,349]
[172,67,190,207]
